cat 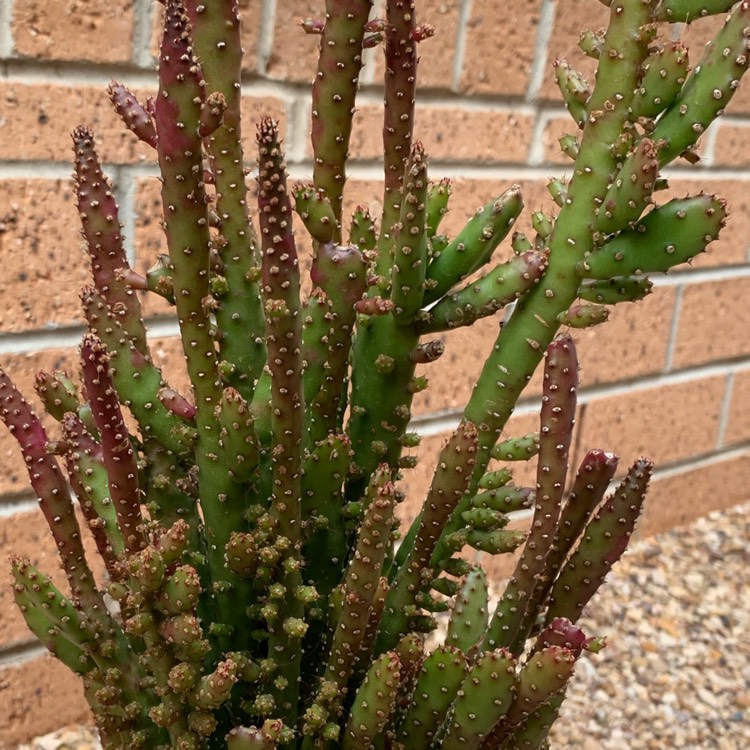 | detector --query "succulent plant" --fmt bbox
[2,1,748,748]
